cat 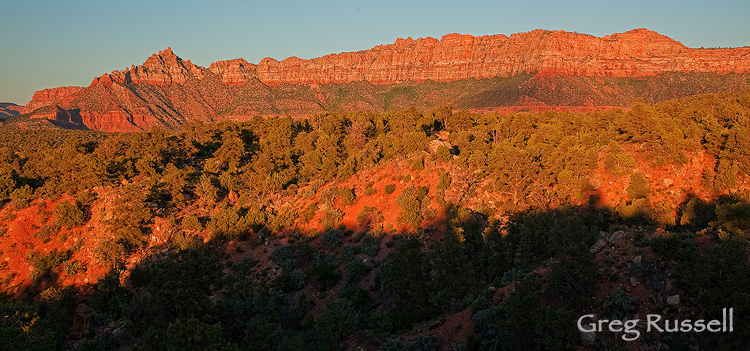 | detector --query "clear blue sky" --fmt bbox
[1,0,748,104]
